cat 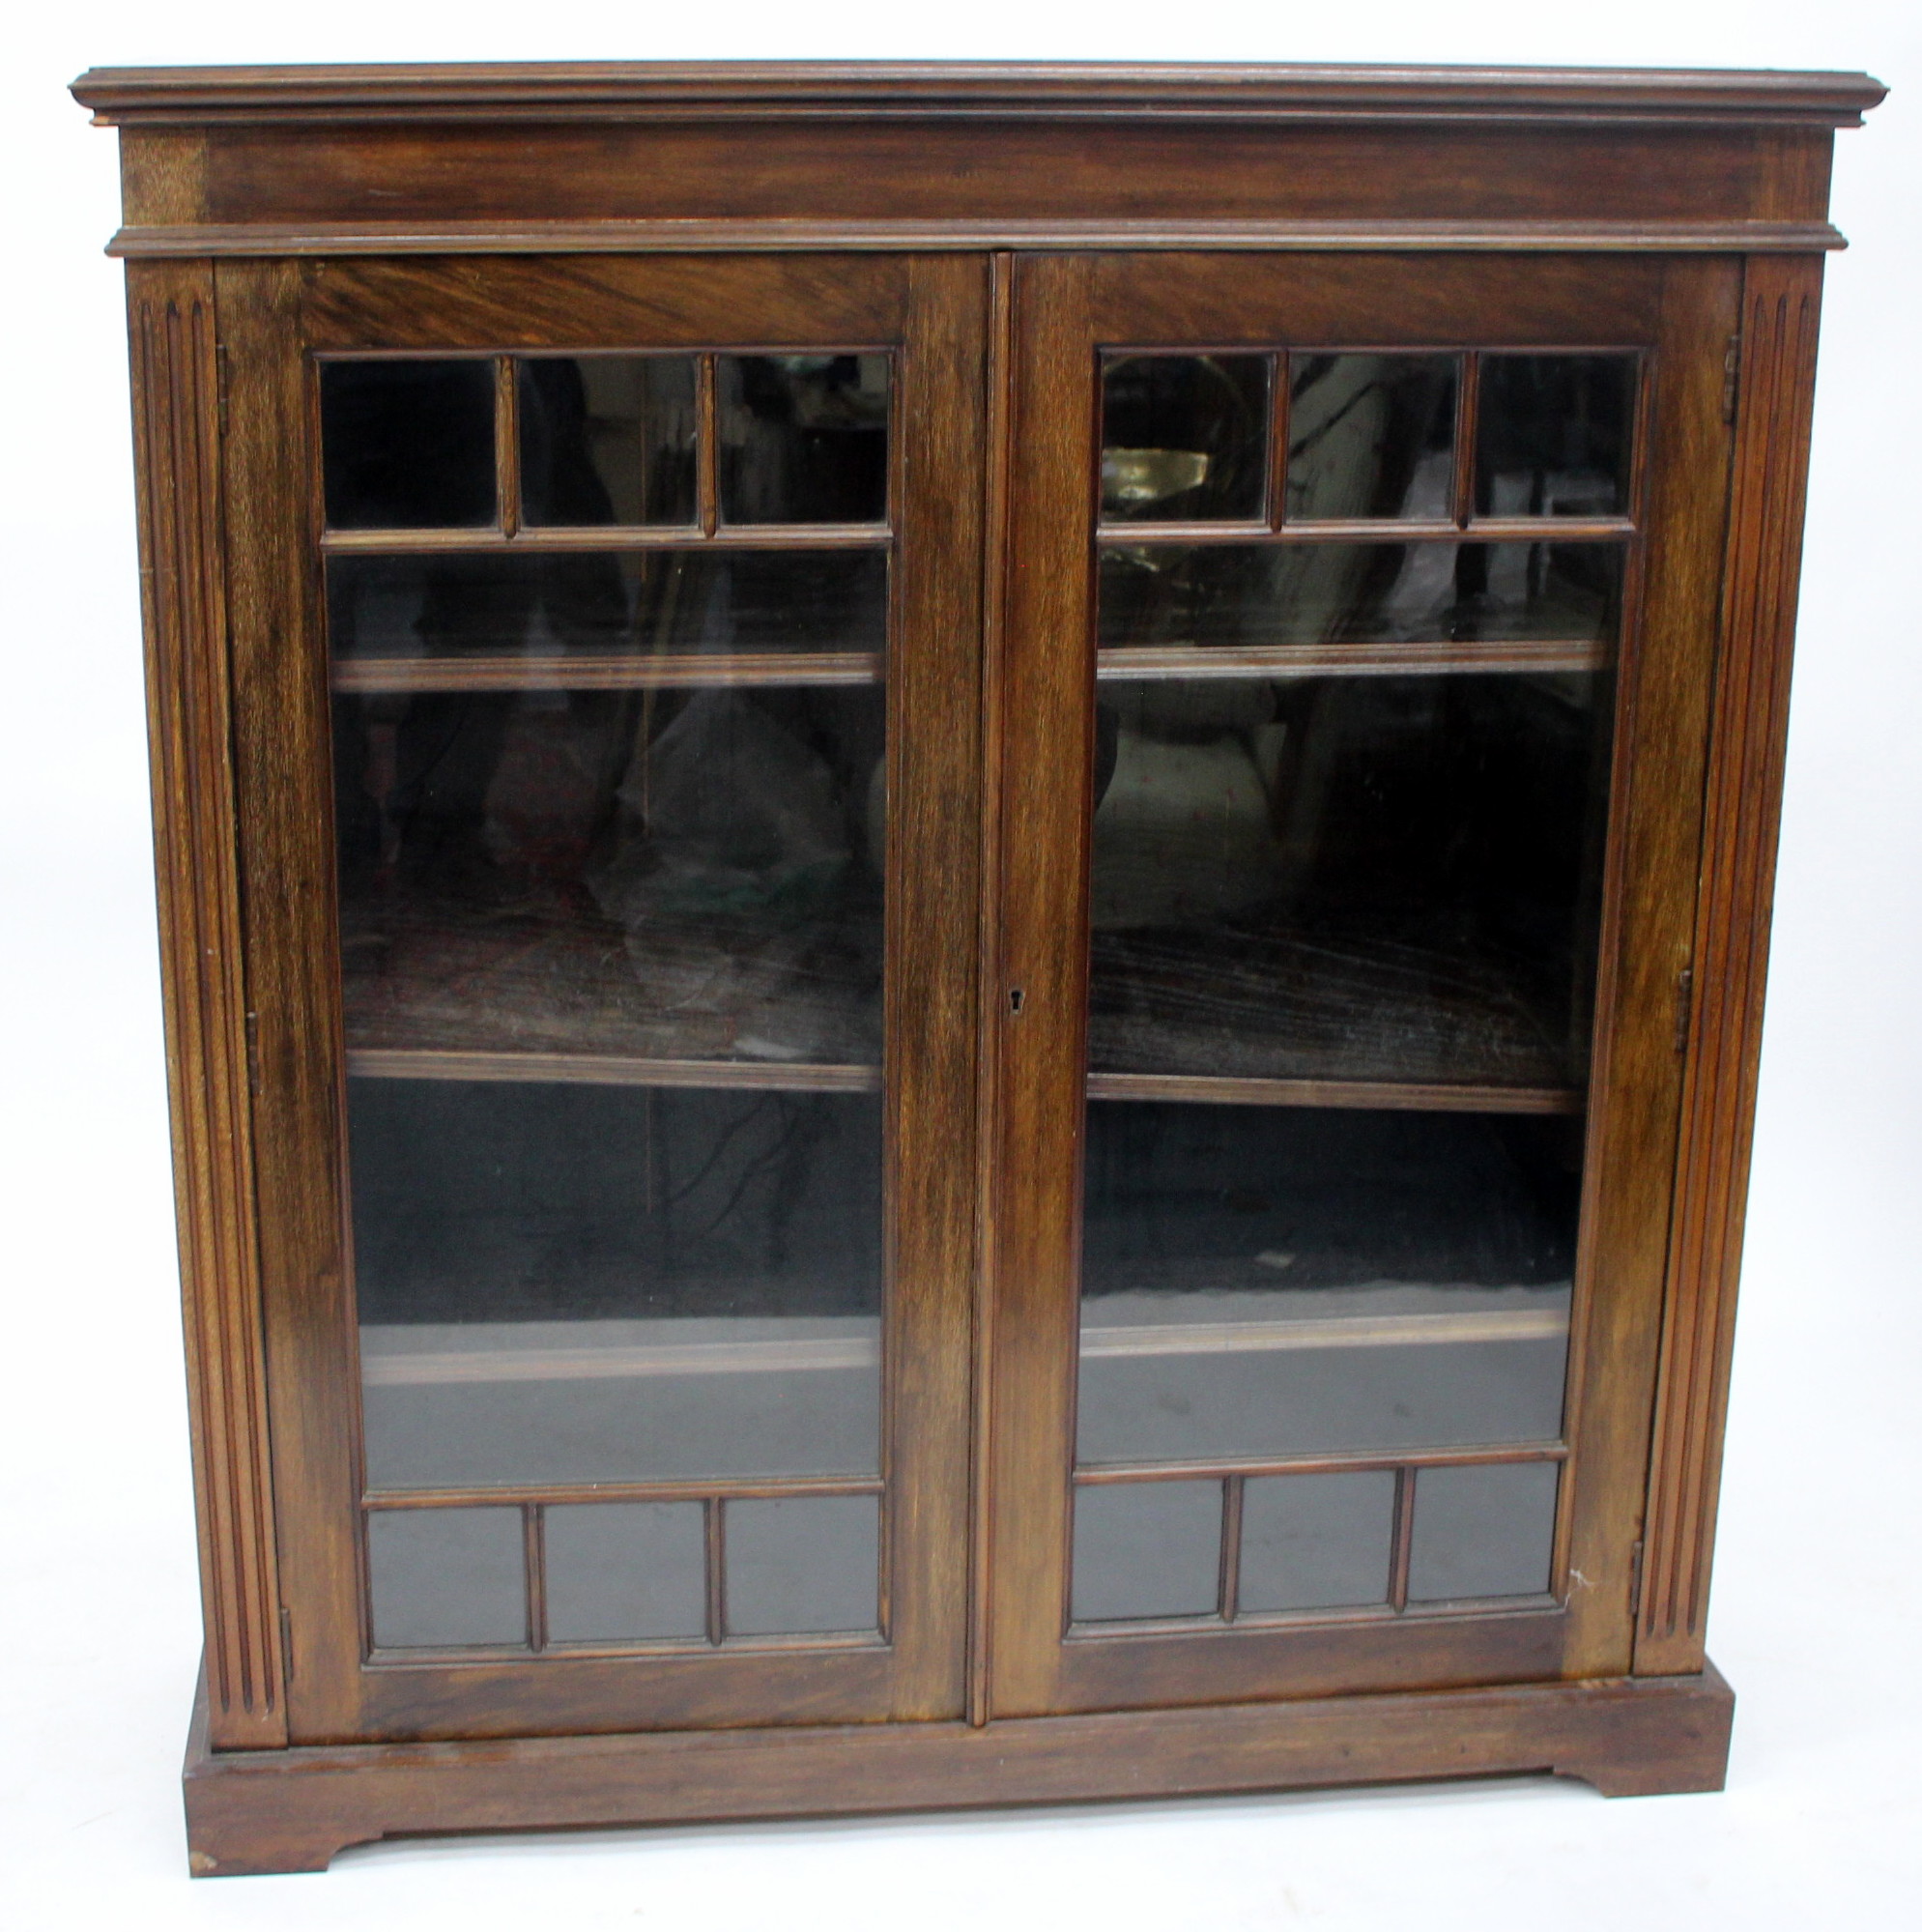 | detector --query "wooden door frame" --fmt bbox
[218,250,990,1744]
[981,250,1741,1718]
